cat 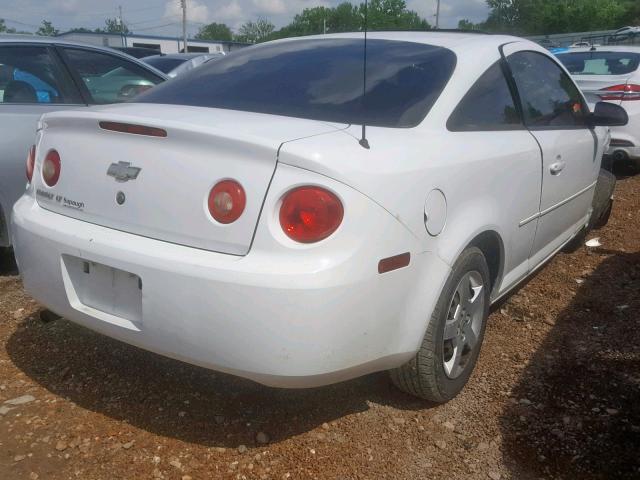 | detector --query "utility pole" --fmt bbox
[435,0,440,29]
[180,0,188,53]
[118,5,127,47]
[323,18,326,35]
